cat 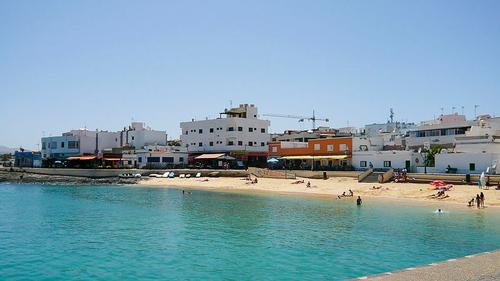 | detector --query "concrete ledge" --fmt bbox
[353,250,500,281]
[4,168,248,178]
